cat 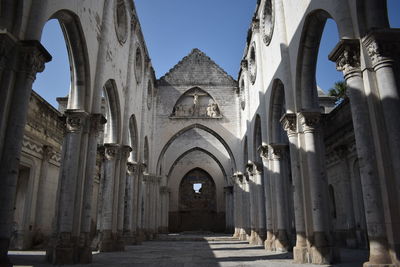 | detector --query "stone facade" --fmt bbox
[0,1,399,267]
